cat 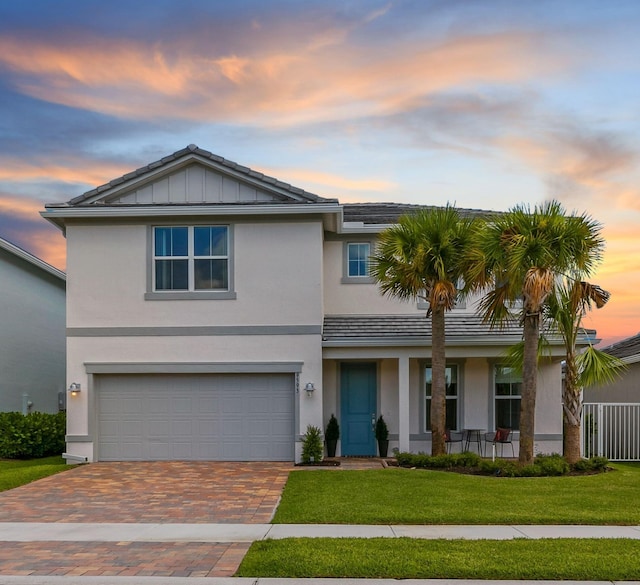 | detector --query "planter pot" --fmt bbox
[326,439,338,458]
[377,439,389,458]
